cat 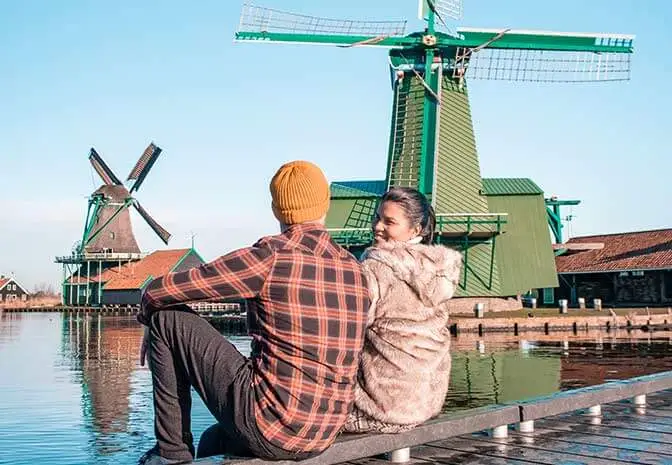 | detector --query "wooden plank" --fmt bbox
[518,374,672,422]
[508,425,672,458]
[420,437,635,465]
[537,417,672,444]
[550,412,672,435]
[453,431,672,465]
[411,443,550,464]
[553,407,672,427]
